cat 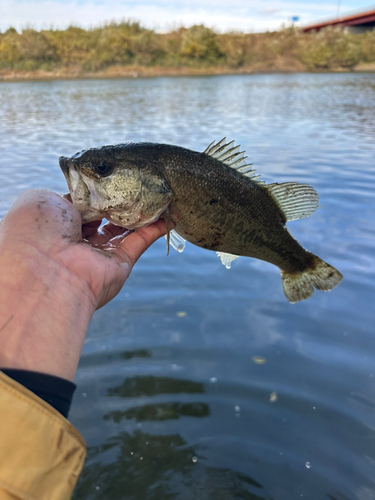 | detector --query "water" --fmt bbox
[1,73,374,500]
